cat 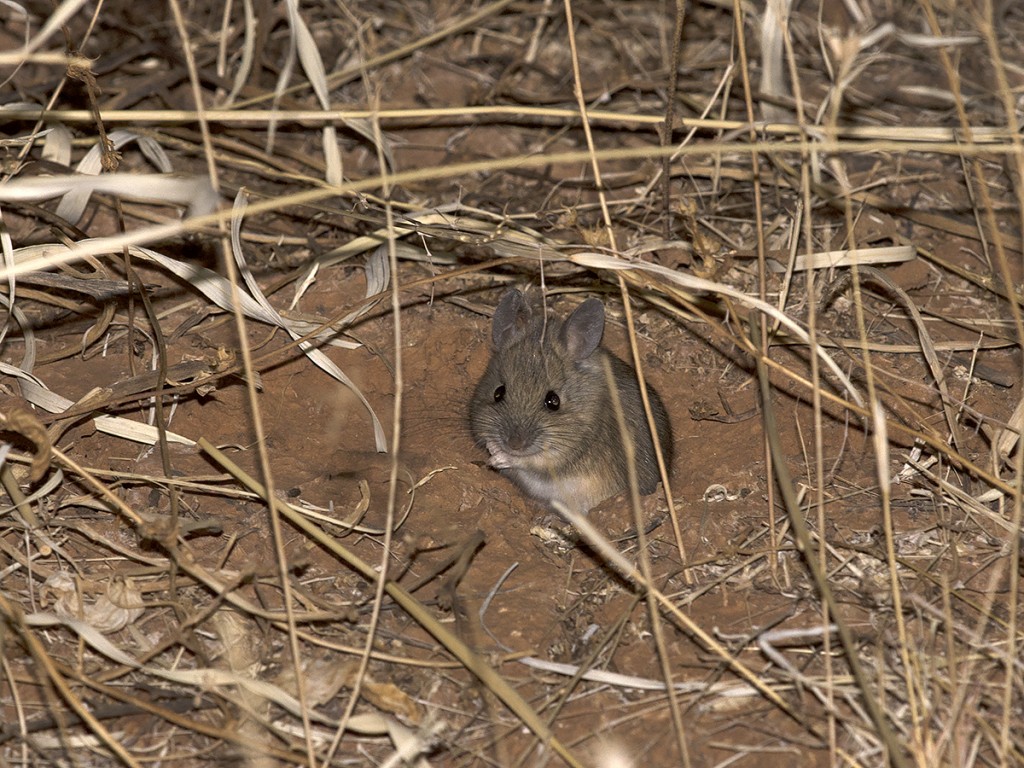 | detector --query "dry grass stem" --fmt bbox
[1,1,1022,766]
